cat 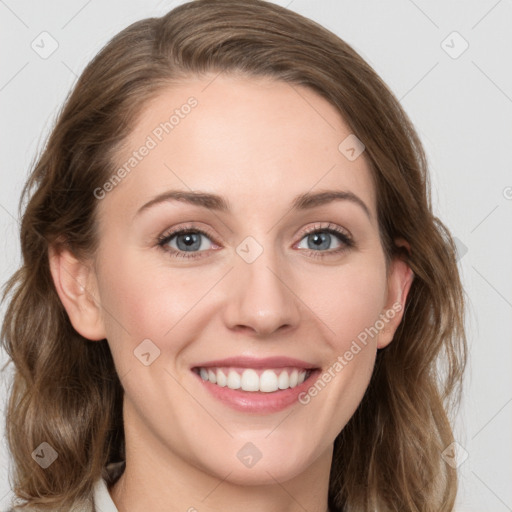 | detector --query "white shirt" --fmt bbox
[92,461,124,512]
